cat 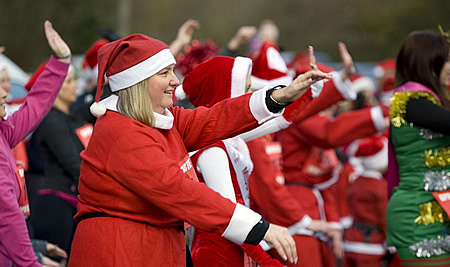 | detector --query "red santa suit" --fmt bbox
[275,103,386,266]
[343,135,389,267]
[178,56,285,267]
[69,35,283,267]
